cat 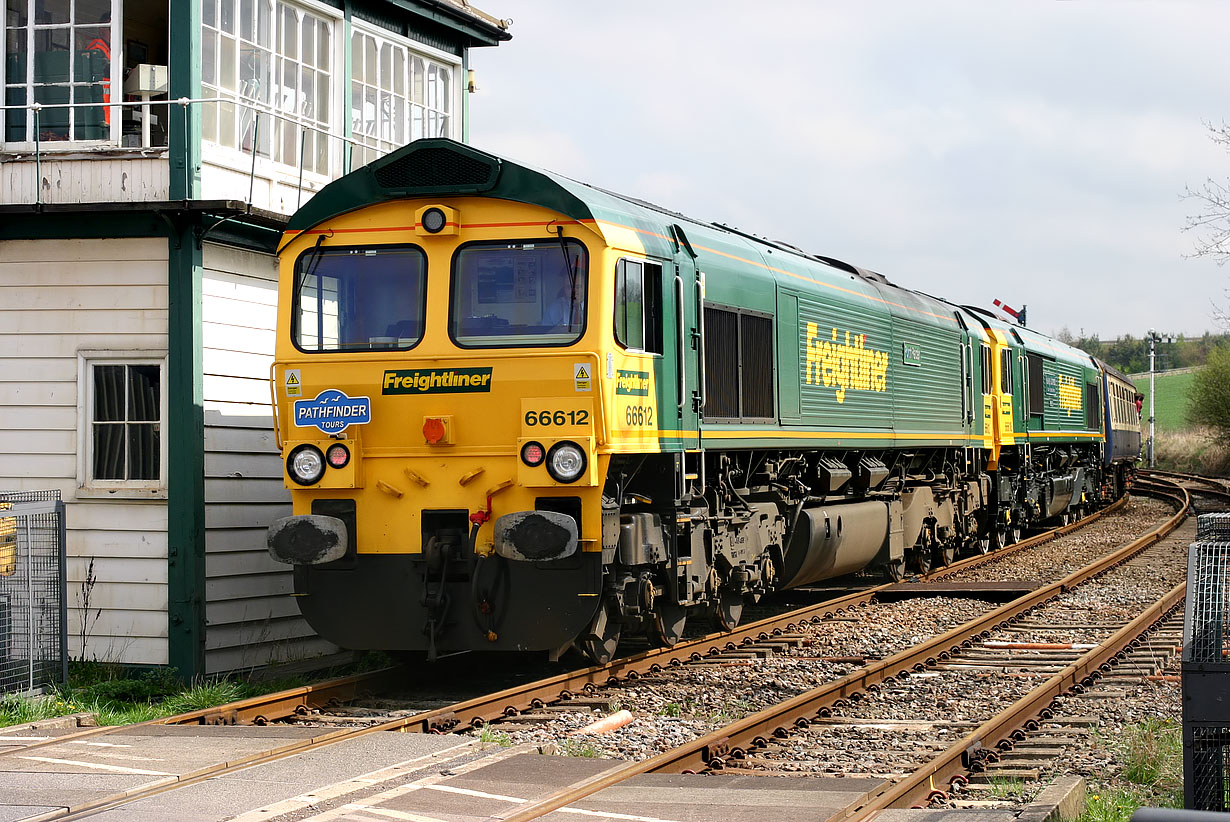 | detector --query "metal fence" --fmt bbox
[1182,514,1230,811]
[0,490,67,695]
